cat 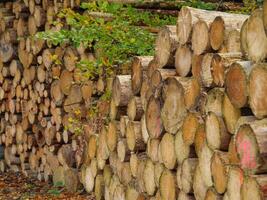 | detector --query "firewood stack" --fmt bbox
[0,0,267,200]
